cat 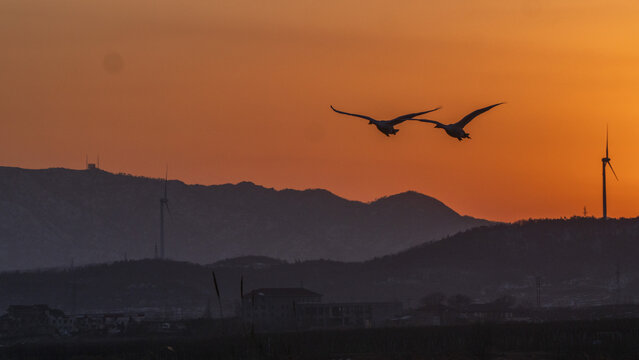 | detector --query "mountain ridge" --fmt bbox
[0,166,492,271]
